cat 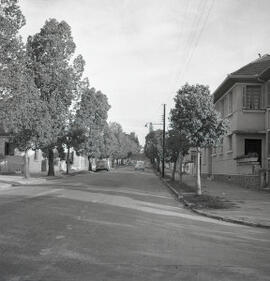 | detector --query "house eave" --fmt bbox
[213,75,261,103]
[232,130,266,135]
